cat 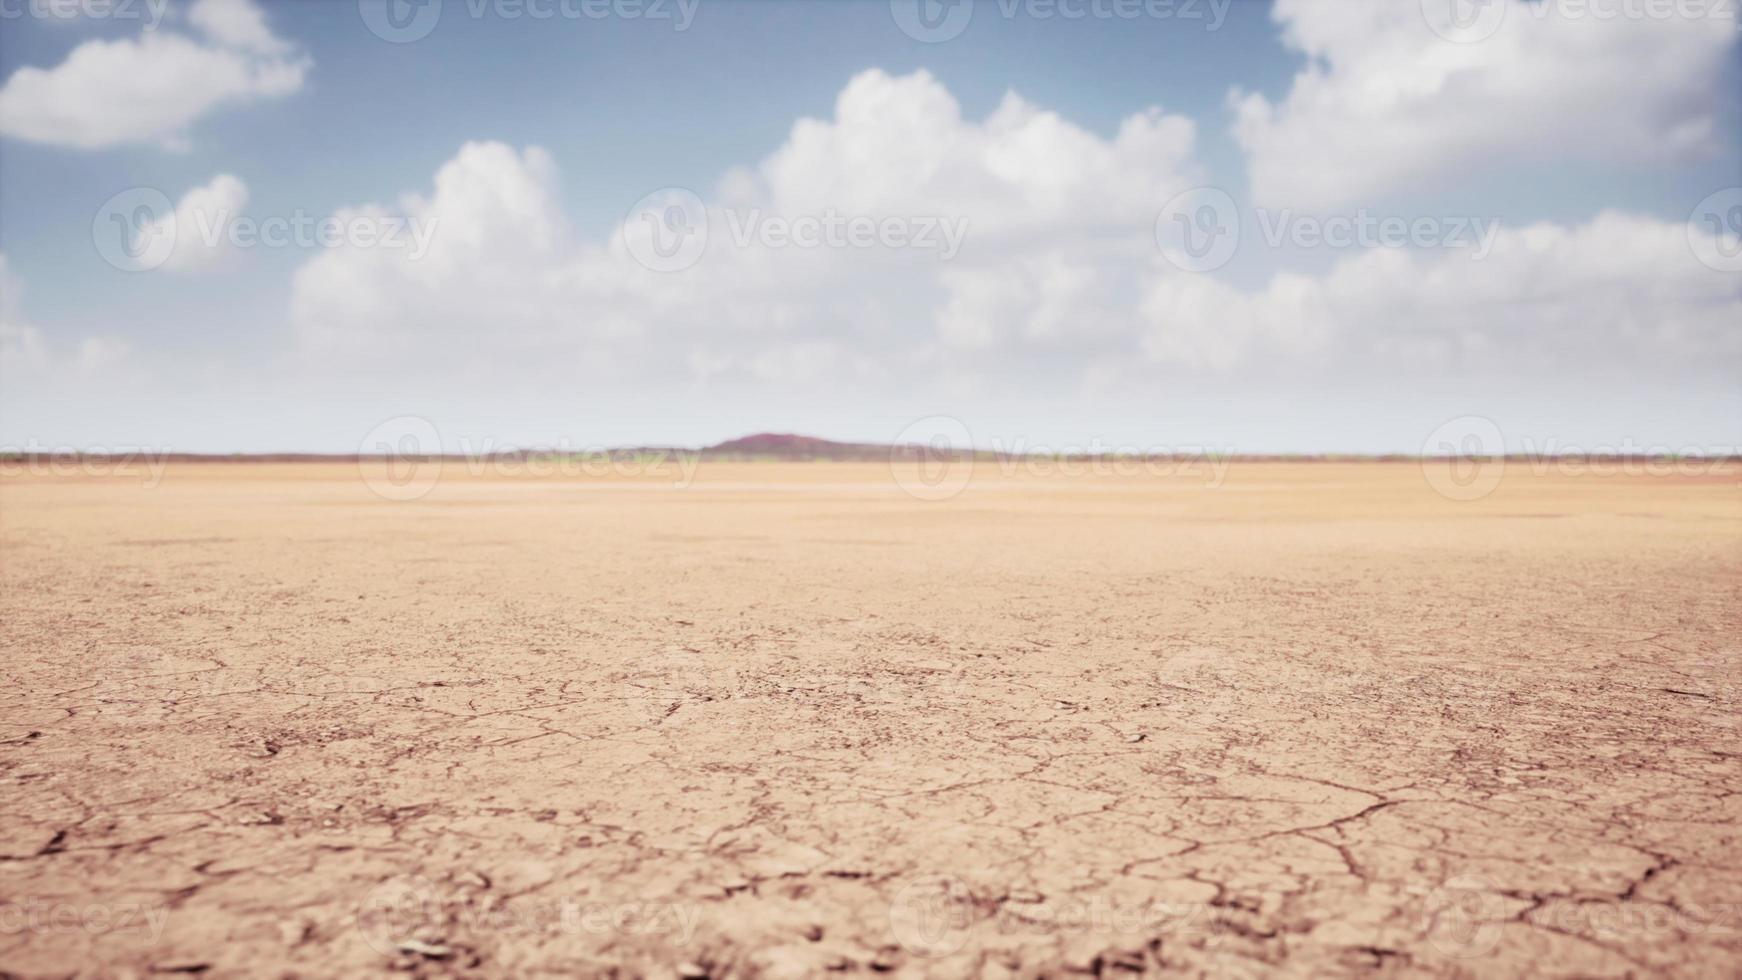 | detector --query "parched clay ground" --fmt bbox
[1,460,1738,978]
